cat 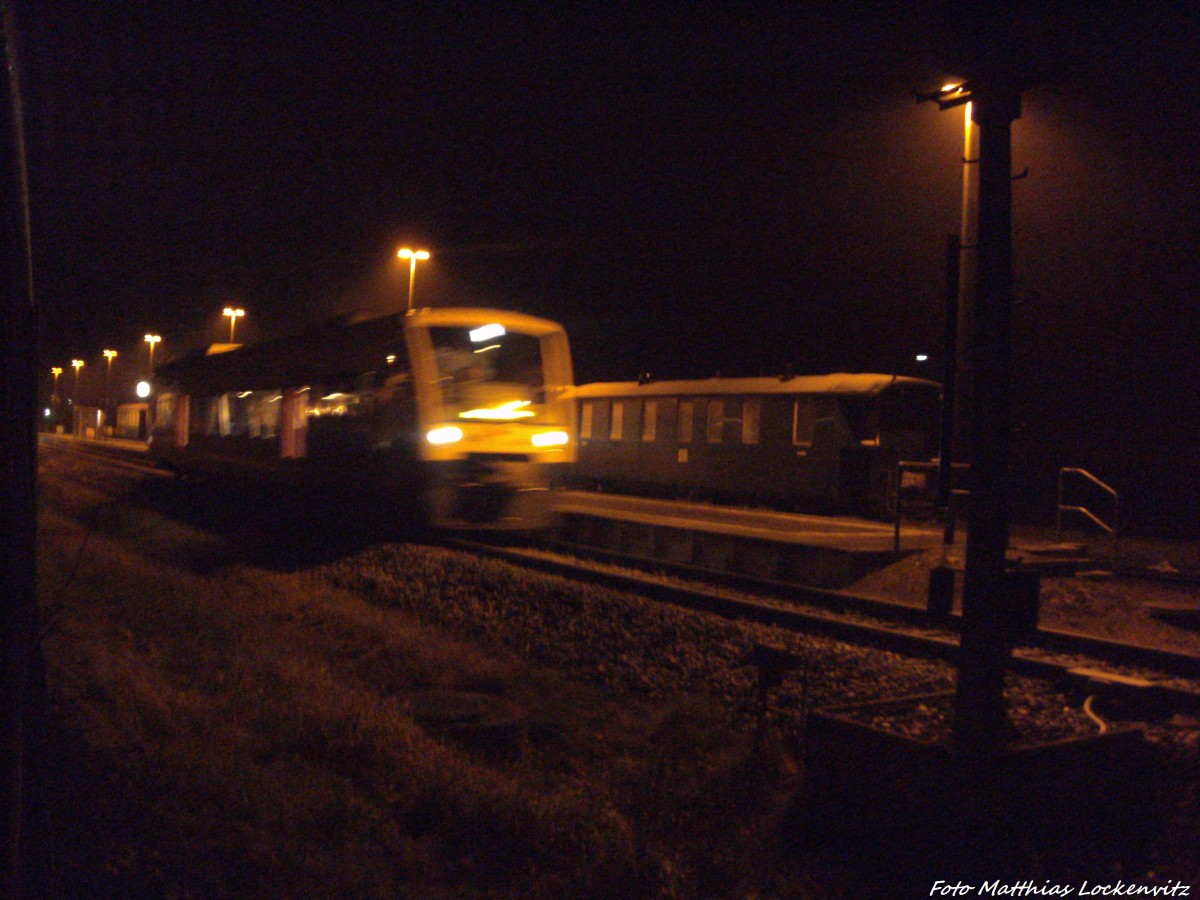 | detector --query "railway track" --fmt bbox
[39,434,169,478]
[51,437,1200,716]
[446,535,1200,717]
